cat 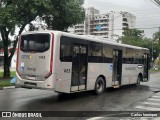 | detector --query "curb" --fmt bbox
[0,86,15,90]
